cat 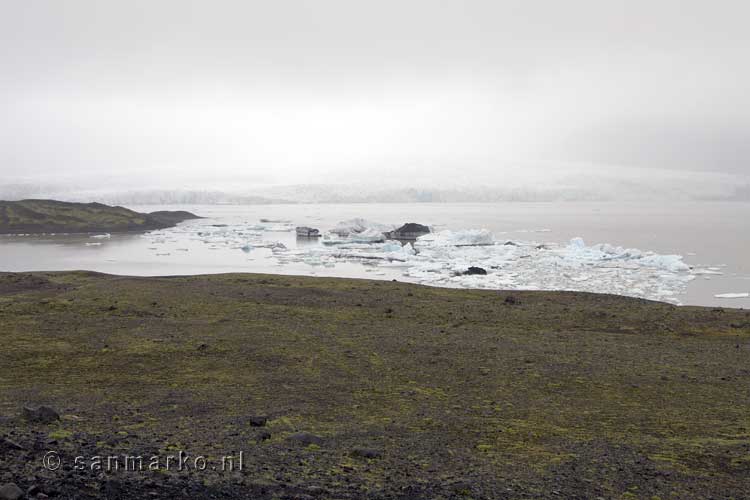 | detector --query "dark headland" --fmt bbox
[0,199,200,234]
[0,272,748,499]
